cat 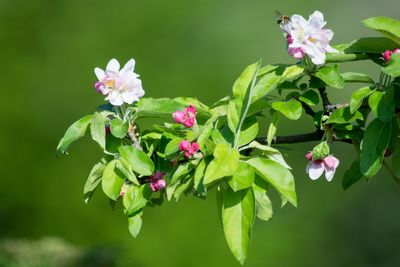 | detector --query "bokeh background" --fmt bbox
[1,0,400,266]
